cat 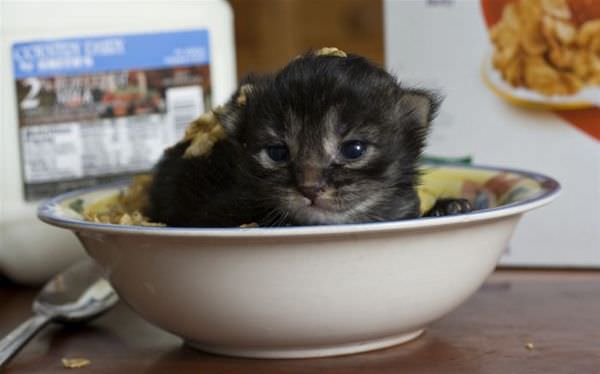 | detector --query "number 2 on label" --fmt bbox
[20,77,41,110]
